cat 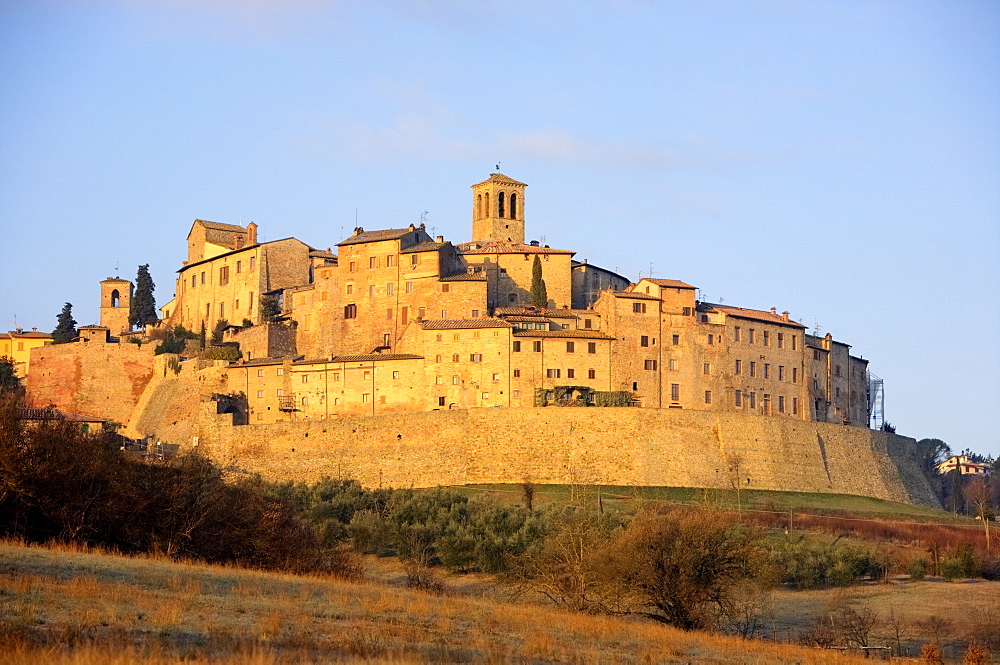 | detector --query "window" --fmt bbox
[707,334,714,345]
[671,334,680,345]
[369,256,377,269]
[191,275,197,288]
[645,360,658,370]
[250,256,256,271]
[492,373,500,381]
[670,384,680,401]
[386,255,395,267]
[441,283,450,293]
[320,291,327,301]
[383,333,391,346]
[368,285,376,297]
[791,335,797,350]
[704,390,712,404]
[401,307,408,325]
[792,368,798,383]
[640,335,649,347]
[813,349,821,360]
[481,393,489,400]
[588,342,597,354]
[386,308,393,320]
[435,334,443,342]
[668,359,678,370]
[735,390,742,407]
[513,369,521,377]
[632,381,639,391]
[763,331,769,346]
[205,303,211,318]
[533,341,542,352]
[683,307,692,316]
[835,365,841,377]
[513,390,521,397]
[435,354,442,363]
[410,254,418,266]
[256,390,264,398]
[792,398,799,415]
[703,363,710,375]
[584,319,592,329]
[470,353,482,363]
[301,396,308,406]
[546,369,561,378]
[362,393,371,403]
[777,333,784,348]
[472,310,479,318]
[387,283,394,295]
[452,354,459,362]
[749,361,756,377]
[405,281,413,293]
[453,376,460,385]
[763,394,771,414]
[301,375,309,383]
[349,261,357,272]
[344,304,357,319]
[735,360,742,375]
[513,341,522,352]
[749,392,756,409]
[435,376,444,385]
[438,396,446,407]
[257,369,265,377]
[778,366,785,381]
[588,369,596,379]
[219,303,225,318]
[276,389,284,397]
[633,302,646,313]
[392,371,400,379]
[277,368,284,376]
[764,363,770,379]
[418,307,425,318]
[498,191,505,217]
[567,369,575,379]
[510,193,517,218]
[219,266,229,286]
[778,396,785,413]
[748,329,755,343]
[346,284,354,295]
[566,341,575,353]
[734,326,741,341]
